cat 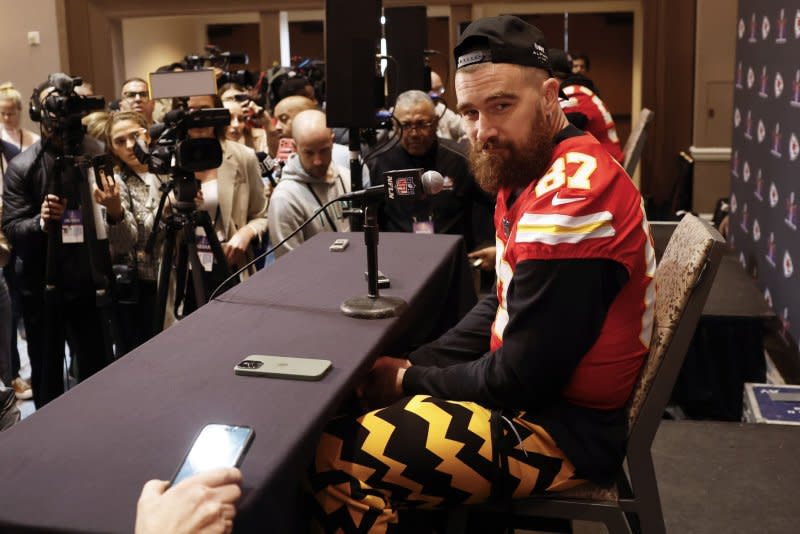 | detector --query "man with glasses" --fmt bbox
[369,89,494,253]
[119,78,155,126]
